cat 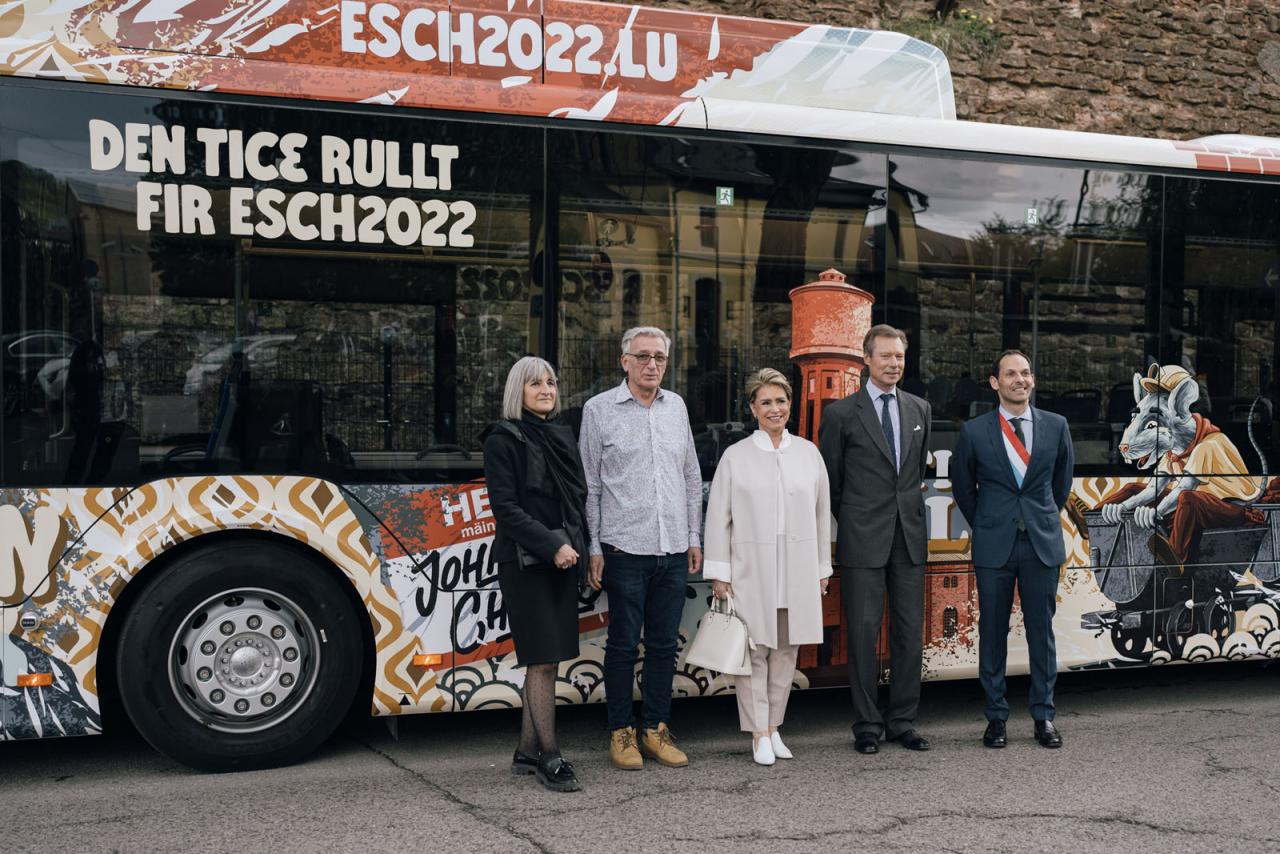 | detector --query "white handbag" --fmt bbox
[683,596,755,676]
